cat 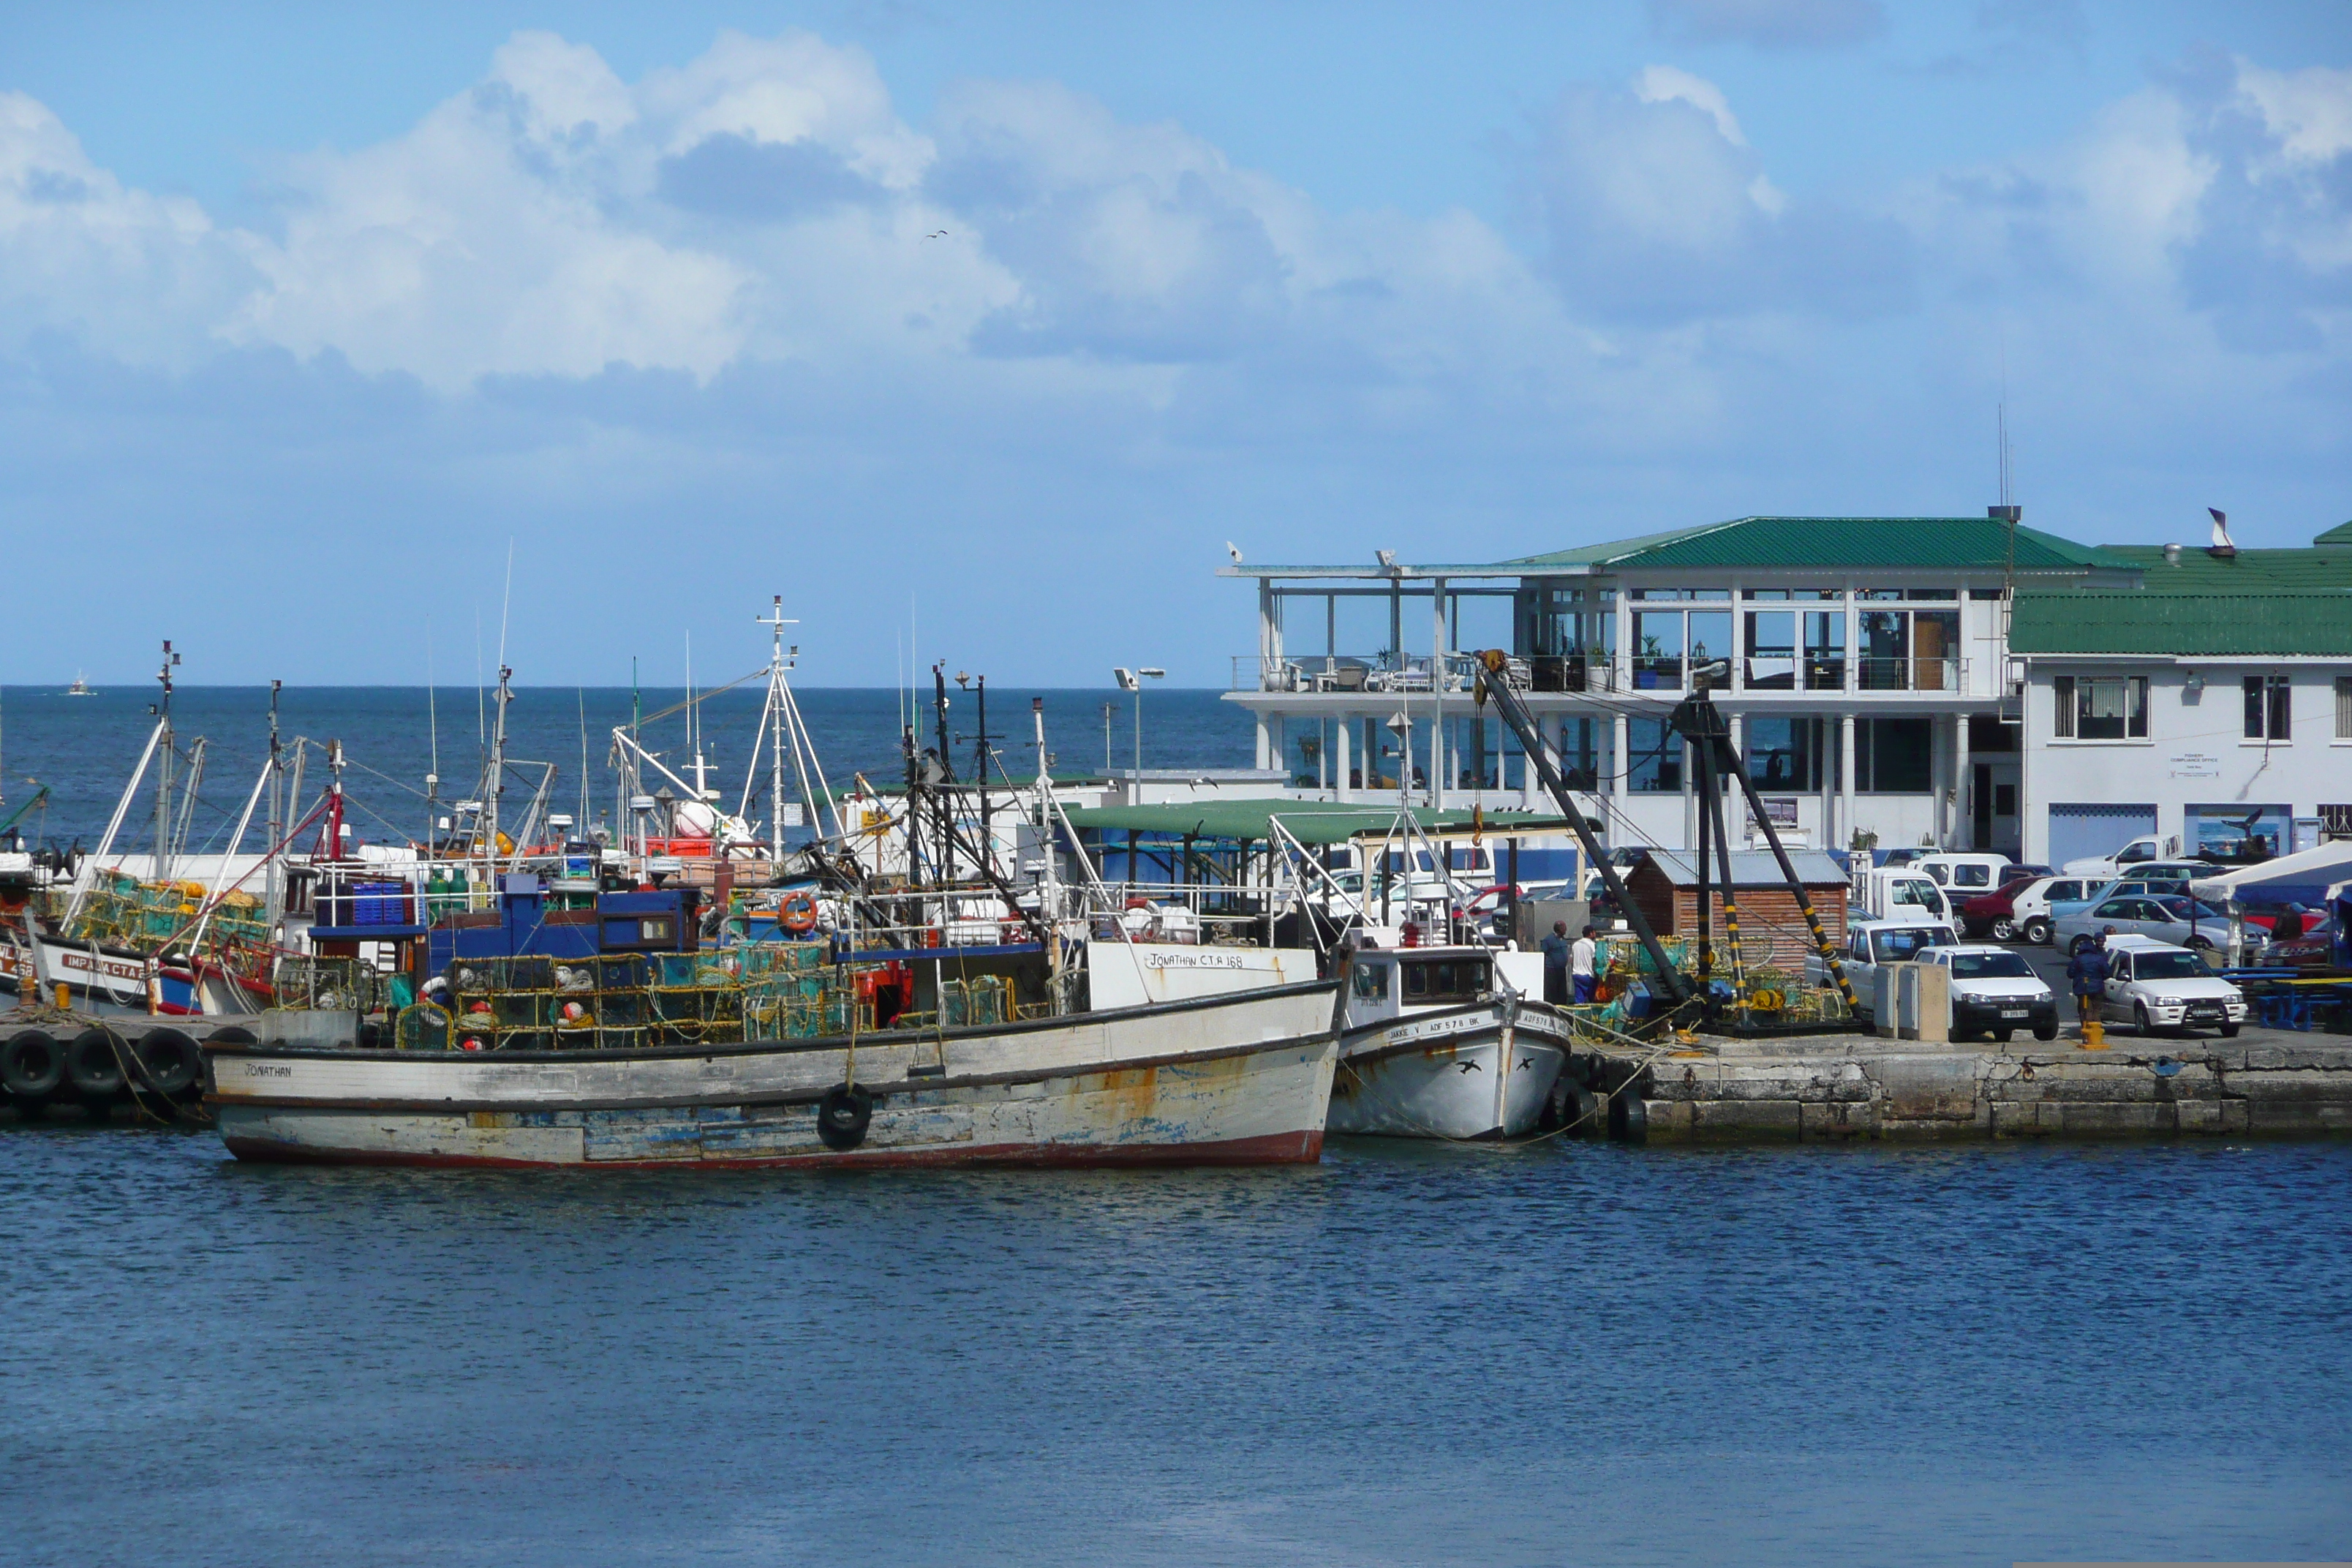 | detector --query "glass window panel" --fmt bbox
[1744,589,1791,600]
[1629,717,1683,793]
[1862,717,1931,793]
[1906,588,1956,600]
[1745,611,1796,690]
[1744,717,1813,791]
[1686,611,1732,685]
[1632,611,1684,690]
[1803,611,1845,690]
[1859,611,1908,690]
